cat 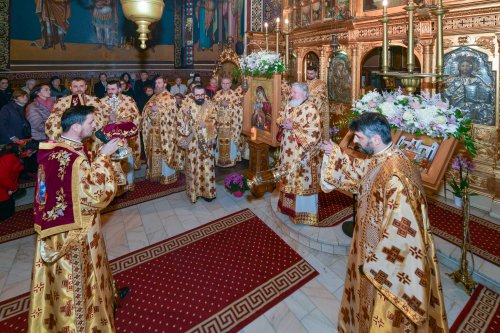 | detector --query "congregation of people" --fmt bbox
[0,66,449,332]
[0,70,250,217]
